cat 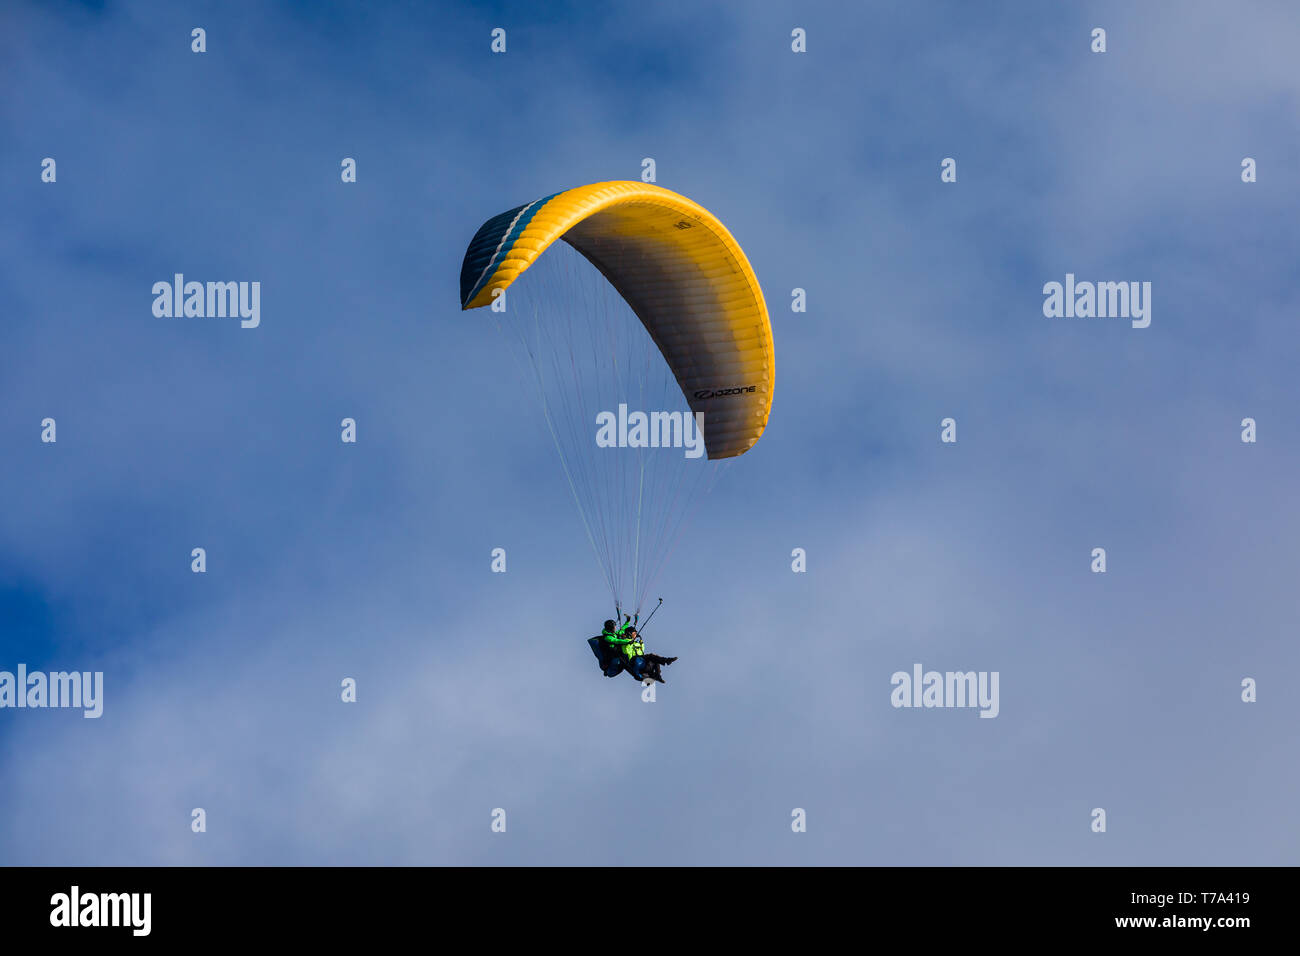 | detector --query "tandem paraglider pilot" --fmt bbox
[588,612,677,684]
